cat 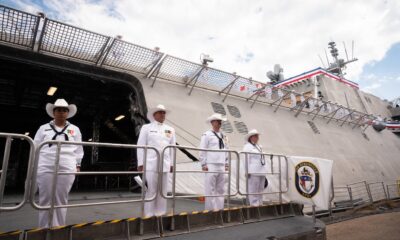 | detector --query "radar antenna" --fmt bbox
[266,64,284,83]
[320,41,358,77]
